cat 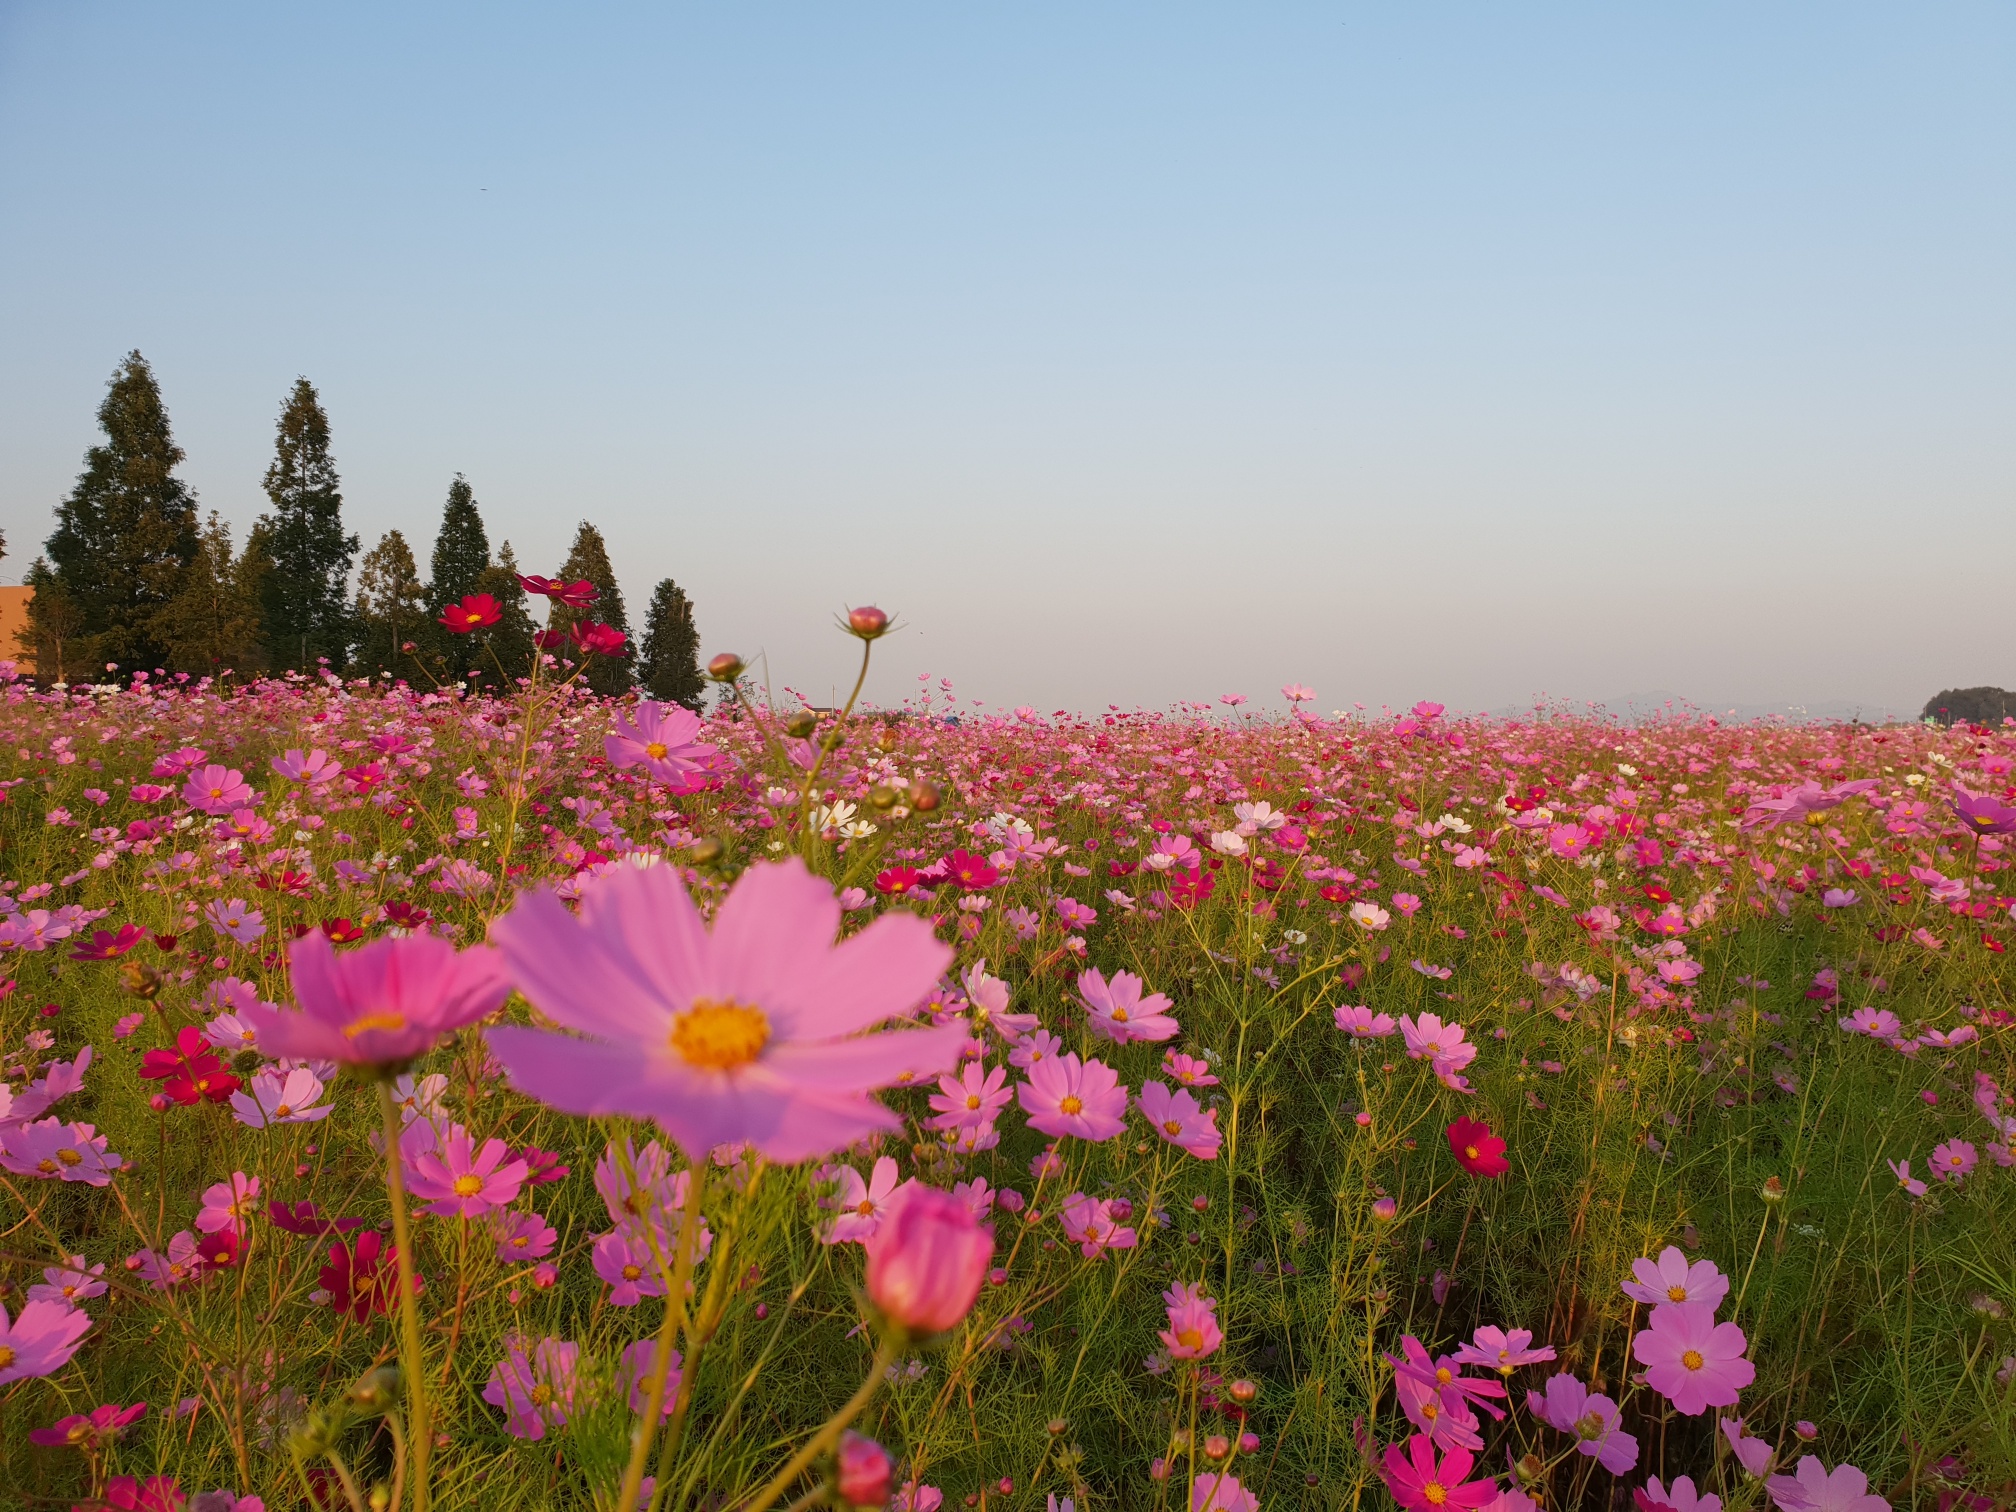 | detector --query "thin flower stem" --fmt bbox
[741,1337,899,1512]
[626,1167,707,1512]
[795,638,874,856]
[377,1077,432,1512]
